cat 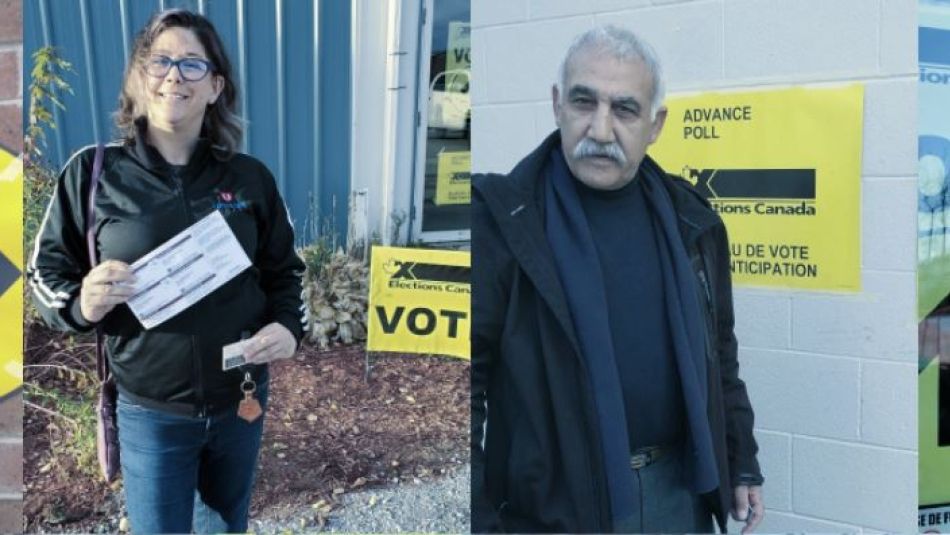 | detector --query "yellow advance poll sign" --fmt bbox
[0,147,22,397]
[650,84,863,291]
[367,246,469,360]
